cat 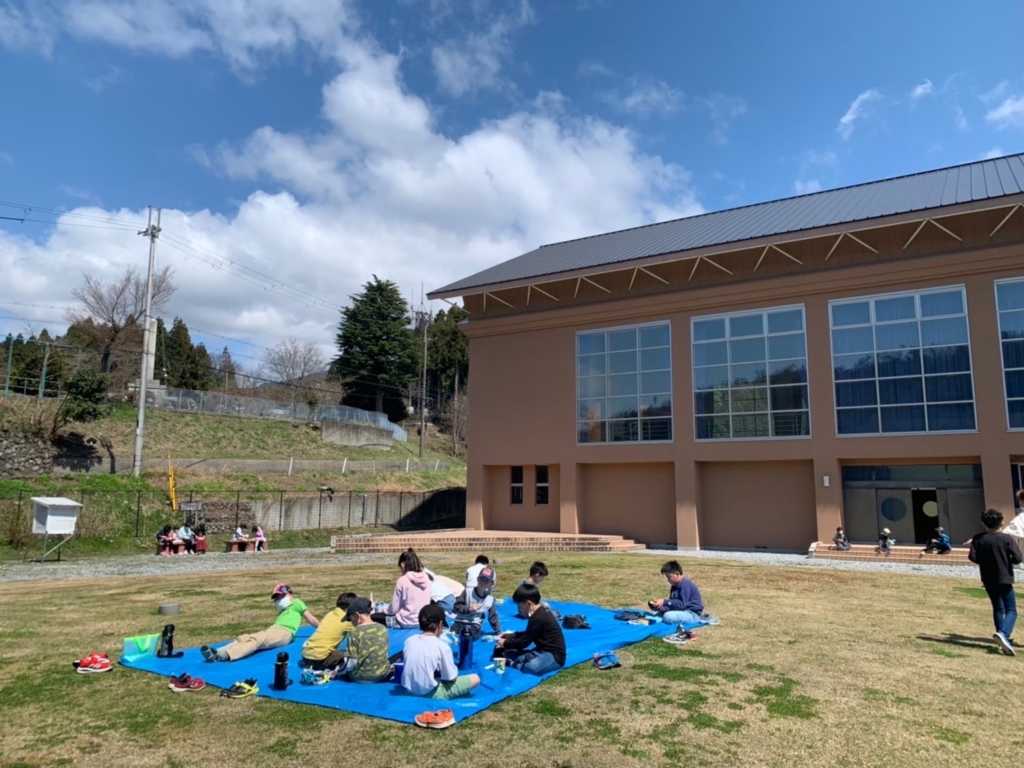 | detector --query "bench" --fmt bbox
[225,540,249,553]
[157,541,188,556]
